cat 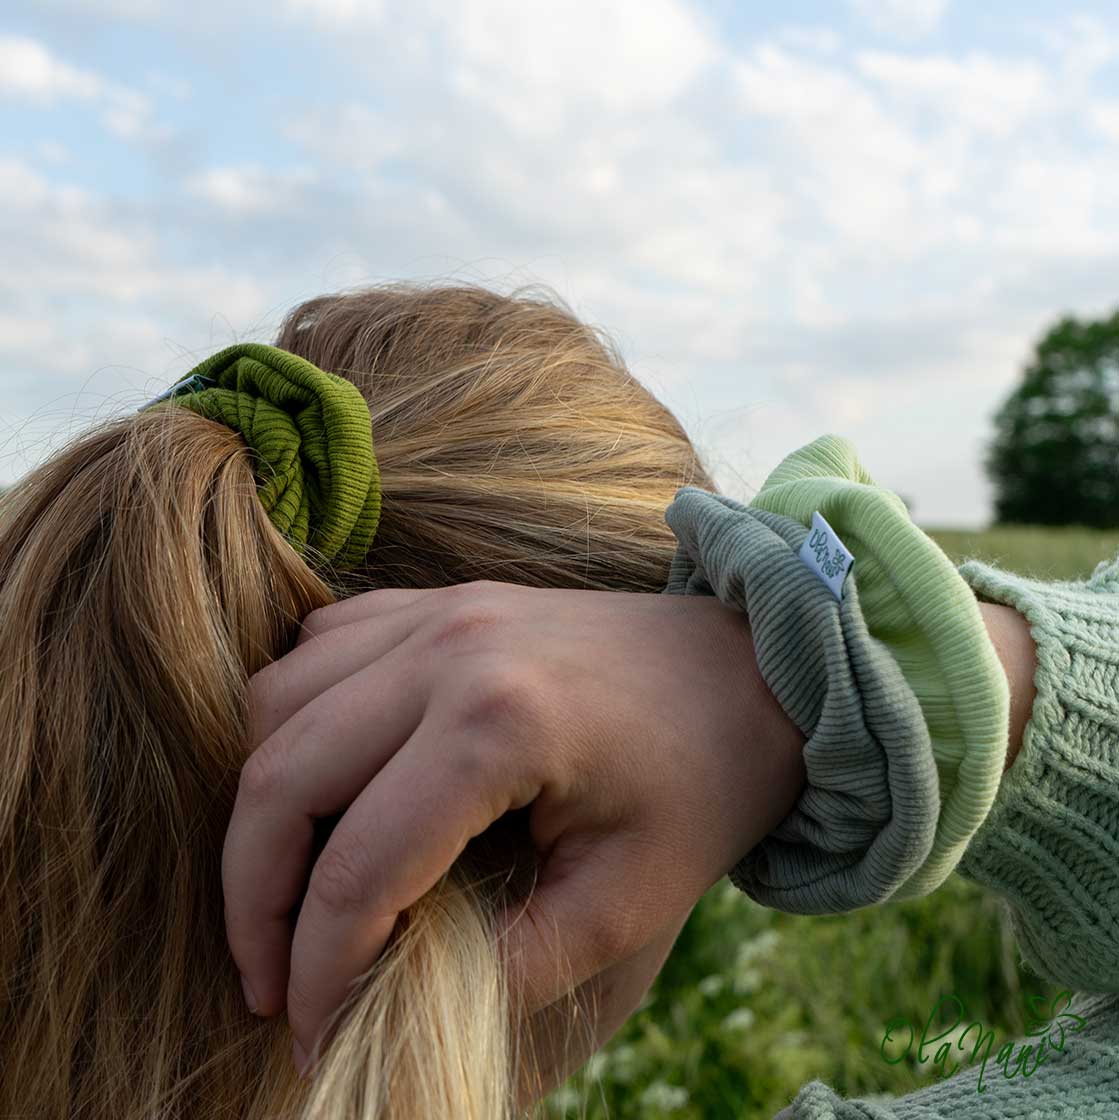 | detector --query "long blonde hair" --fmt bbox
[0,282,717,1118]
